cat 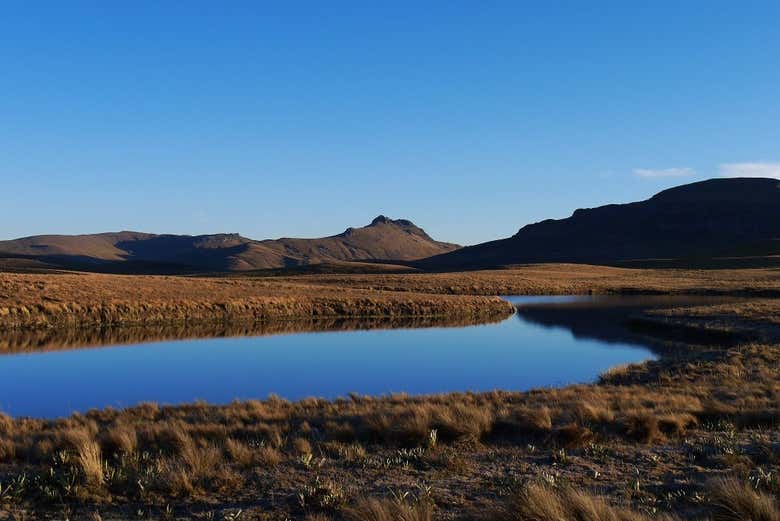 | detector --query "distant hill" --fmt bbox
[0,216,458,273]
[418,178,780,269]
